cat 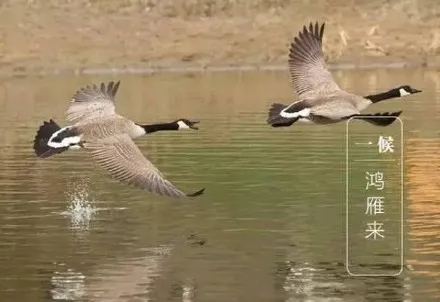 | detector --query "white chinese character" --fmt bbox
[377,136,394,153]
[365,221,385,239]
[365,197,385,215]
[365,171,385,190]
